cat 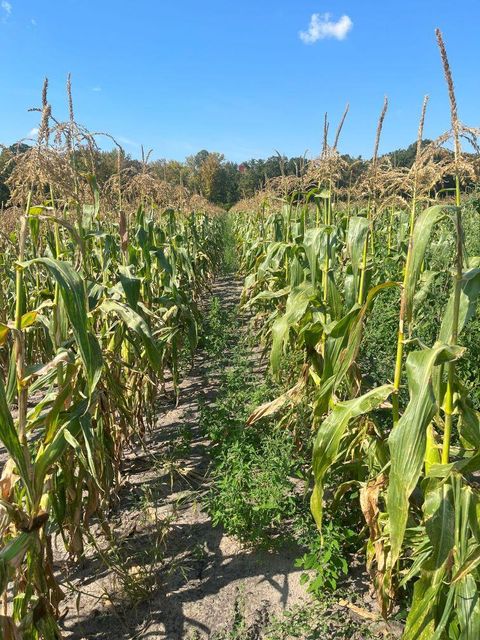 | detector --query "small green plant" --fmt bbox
[264,598,383,640]
[200,295,237,359]
[206,428,300,545]
[200,294,310,547]
[295,519,357,594]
